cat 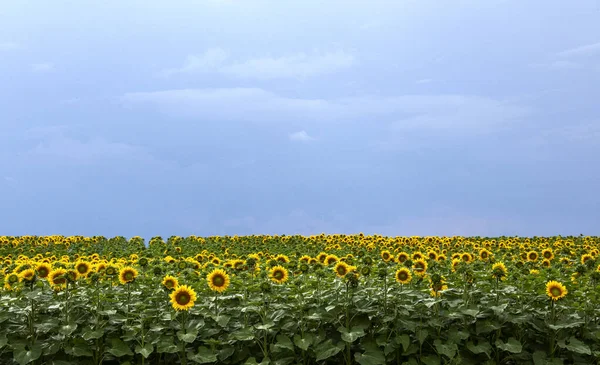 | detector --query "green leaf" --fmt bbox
[434,340,457,359]
[218,346,235,361]
[82,329,104,340]
[189,346,218,364]
[0,334,7,349]
[58,323,78,336]
[416,328,429,344]
[216,315,230,327]
[421,355,440,365]
[275,335,294,351]
[293,334,313,351]
[466,341,491,358]
[233,327,255,341]
[355,341,385,365]
[565,337,591,355]
[495,337,522,354]
[177,329,199,343]
[339,326,366,343]
[532,350,546,365]
[106,338,133,357]
[65,339,93,357]
[13,343,43,365]
[315,340,343,361]
[156,337,179,354]
[397,334,410,352]
[135,343,154,359]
